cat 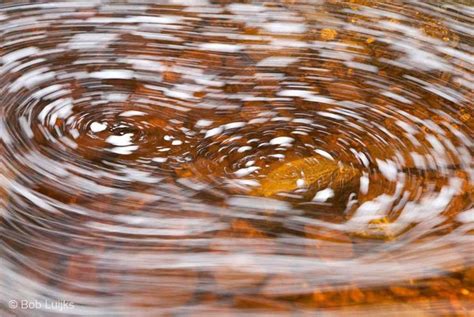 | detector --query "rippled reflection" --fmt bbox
[1,0,473,316]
